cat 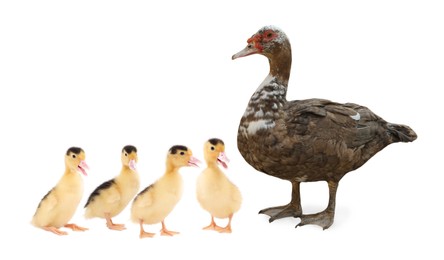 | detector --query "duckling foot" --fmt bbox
[106,217,126,231]
[64,223,88,232]
[259,203,302,222]
[296,210,334,230]
[42,226,68,235]
[107,223,126,231]
[203,217,224,231]
[138,221,155,238]
[216,225,232,234]
[160,221,179,236]
[160,229,180,236]
[140,231,155,239]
